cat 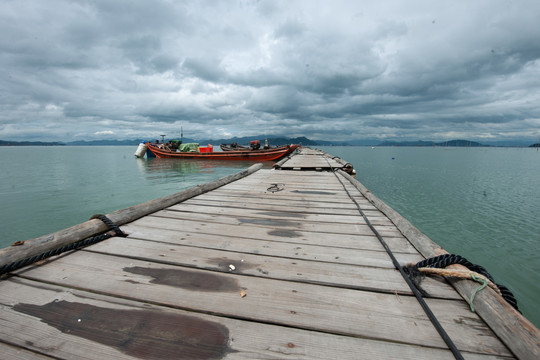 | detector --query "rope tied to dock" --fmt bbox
[406,254,519,311]
[90,214,127,238]
[0,215,126,277]
[469,273,488,312]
